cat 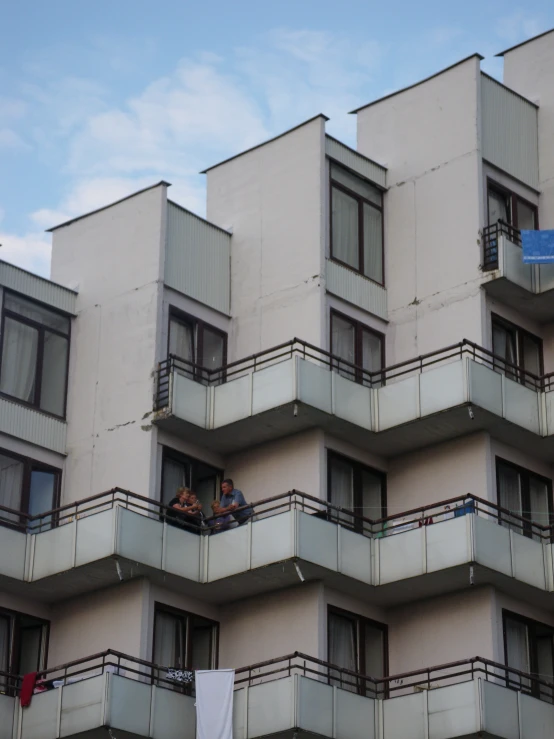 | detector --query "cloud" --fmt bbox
[0,129,29,150]
[0,230,51,277]
[495,12,543,43]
